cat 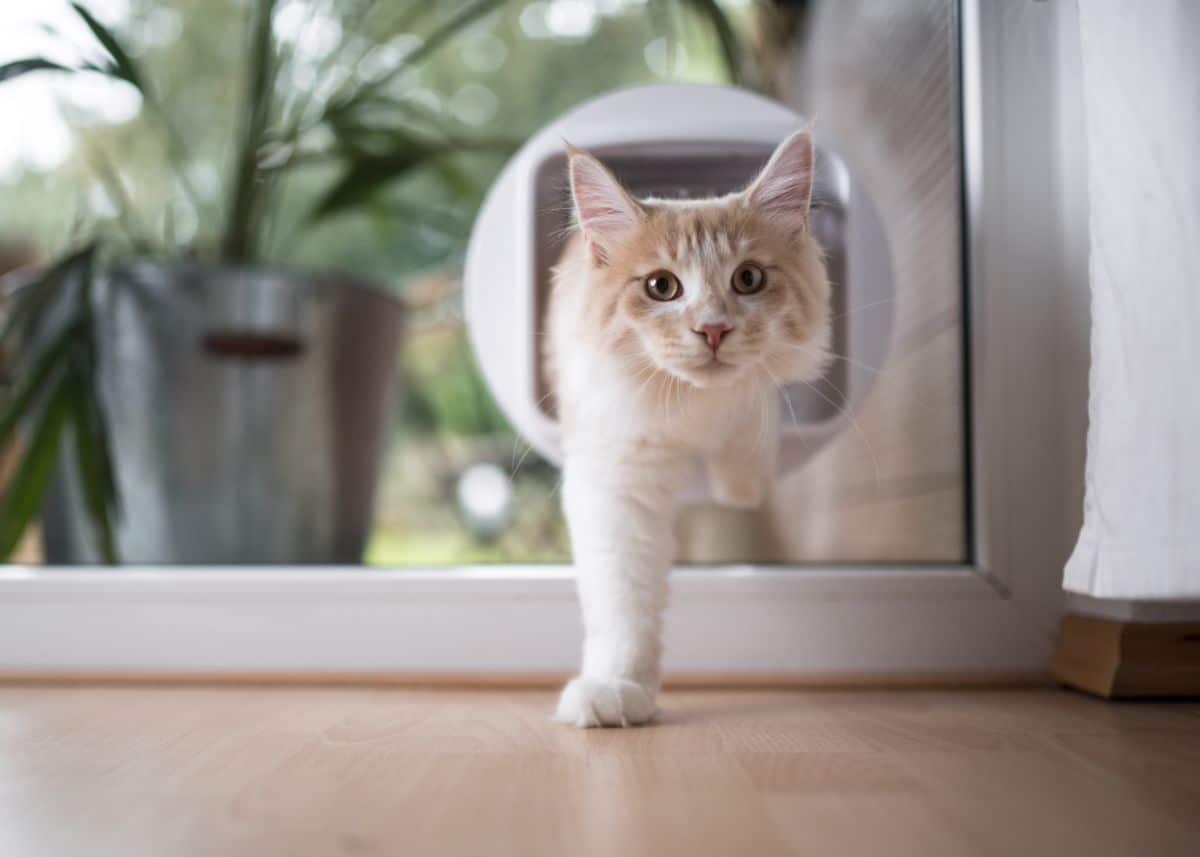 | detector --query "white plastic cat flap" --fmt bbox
[464,83,894,498]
